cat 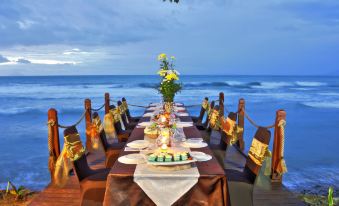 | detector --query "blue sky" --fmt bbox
[0,0,338,76]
